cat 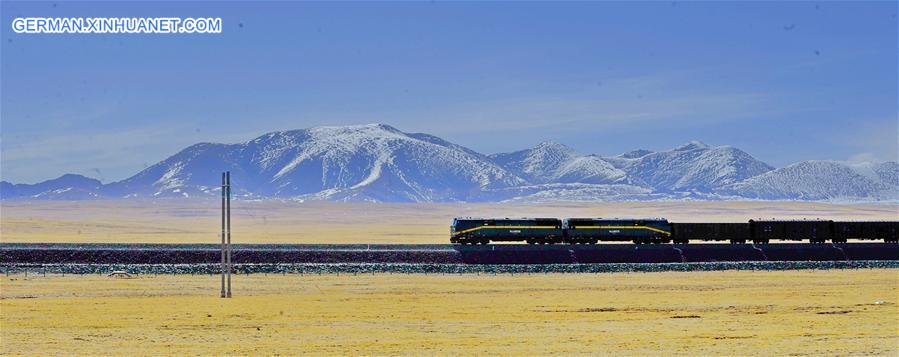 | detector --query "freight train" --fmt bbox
[450,218,899,245]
